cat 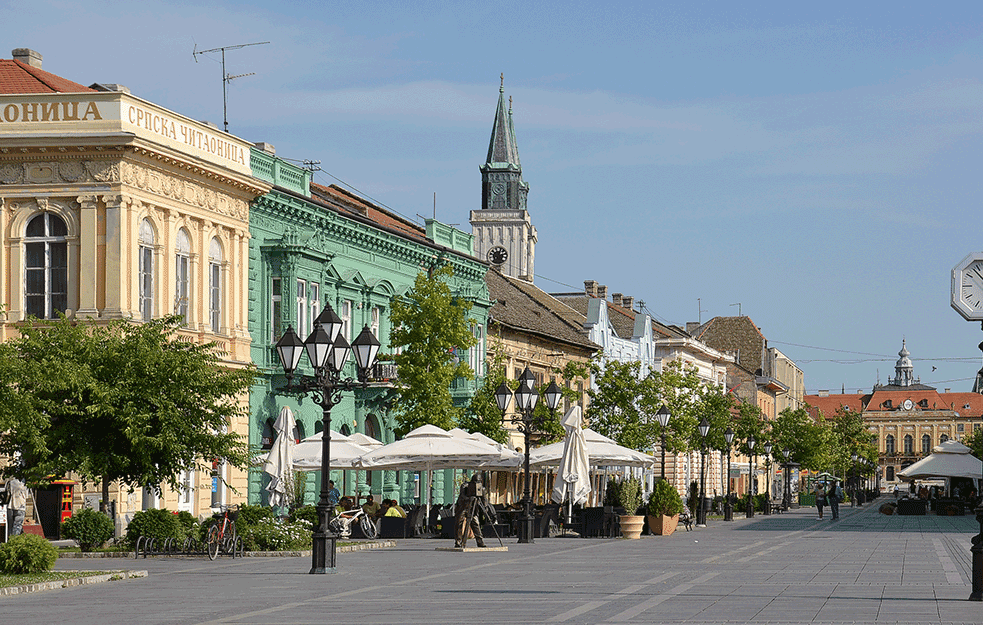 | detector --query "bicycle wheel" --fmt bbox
[232,535,244,558]
[359,515,378,539]
[206,525,221,560]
